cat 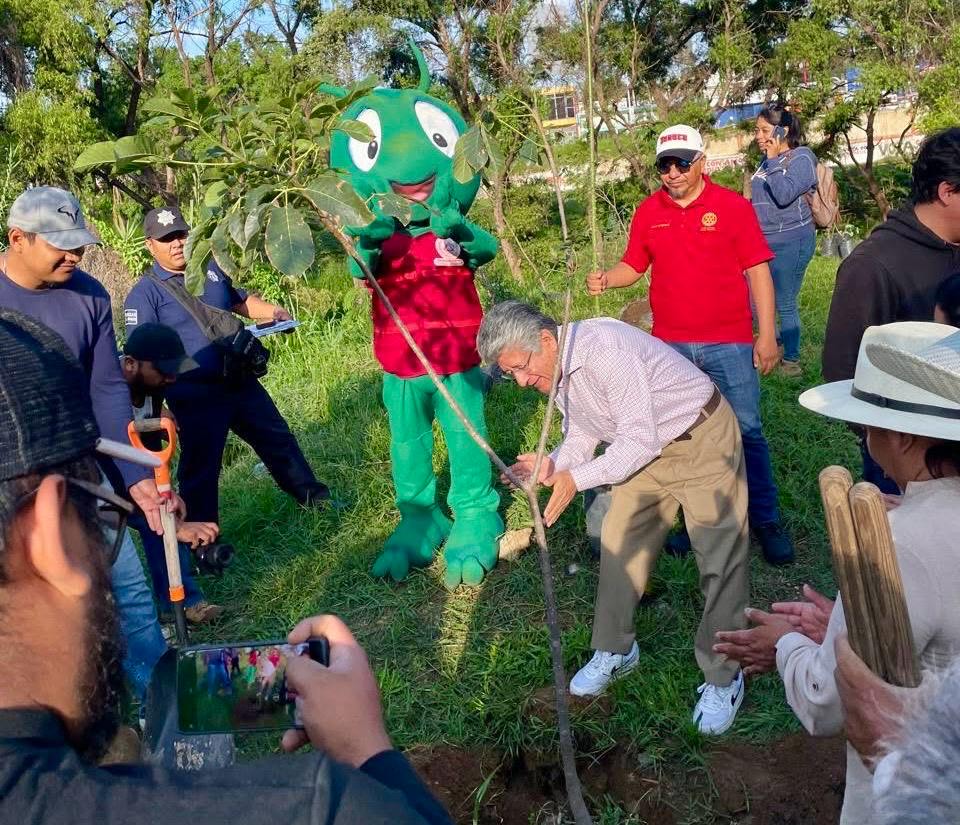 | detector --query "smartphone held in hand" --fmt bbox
[177,637,328,734]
